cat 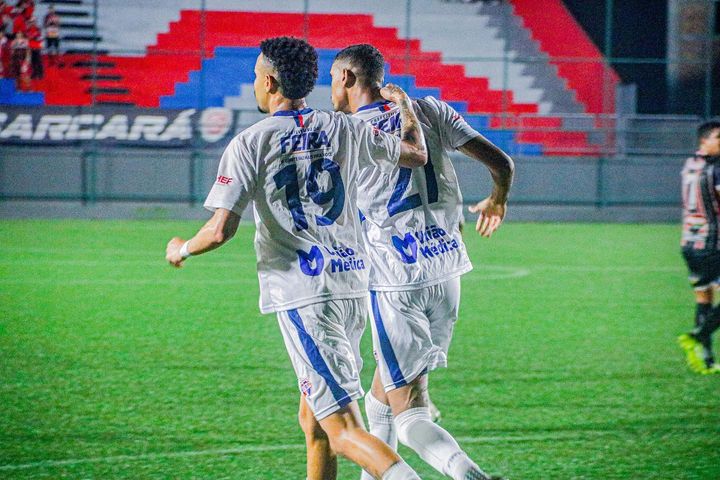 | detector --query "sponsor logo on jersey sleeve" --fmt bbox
[216,175,233,185]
